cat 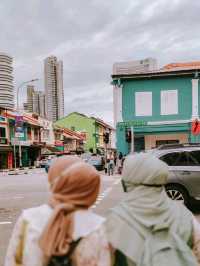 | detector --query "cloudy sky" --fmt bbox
[0,0,200,124]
